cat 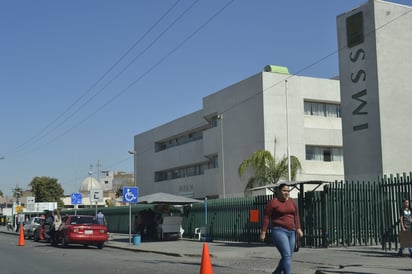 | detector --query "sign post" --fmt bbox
[26,196,35,217]
[90,189,103,216]
[71,193,82,215]
[122,187,138,244]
